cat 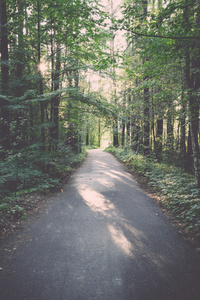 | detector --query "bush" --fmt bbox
[0,143,86,203]
[0,143,86,229]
